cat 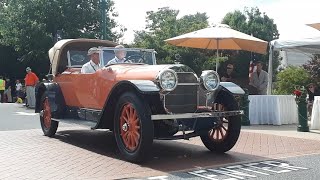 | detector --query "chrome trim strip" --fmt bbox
[177,83,200,85]
[151,110,244,120]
